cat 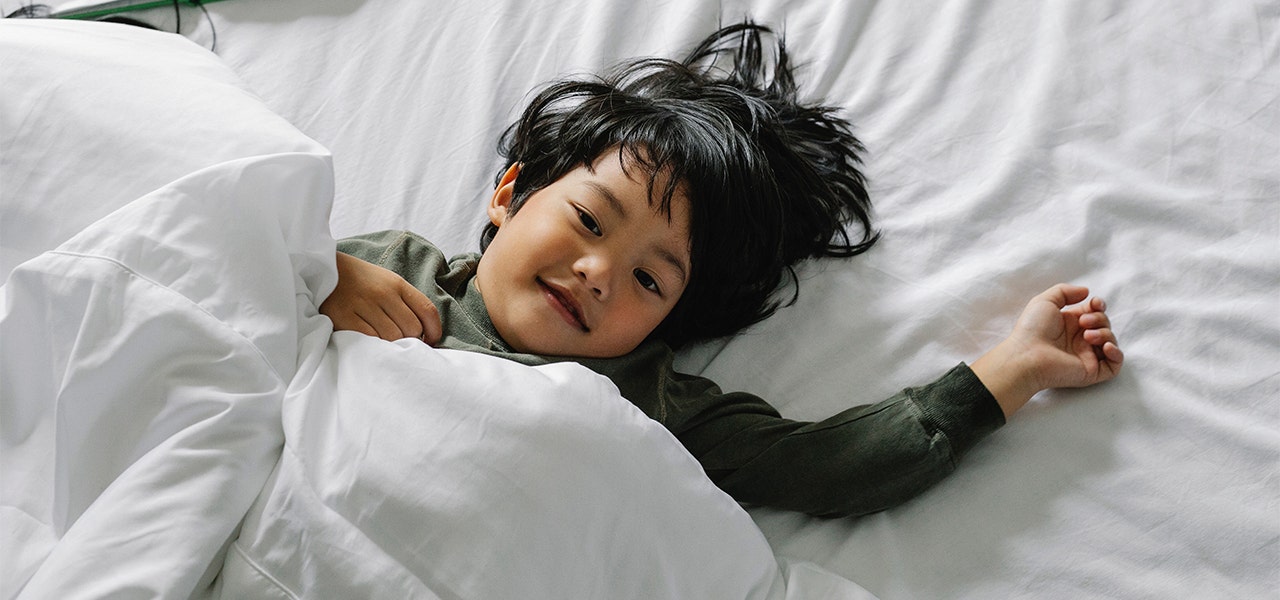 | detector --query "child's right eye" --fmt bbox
[576,208,602,236]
